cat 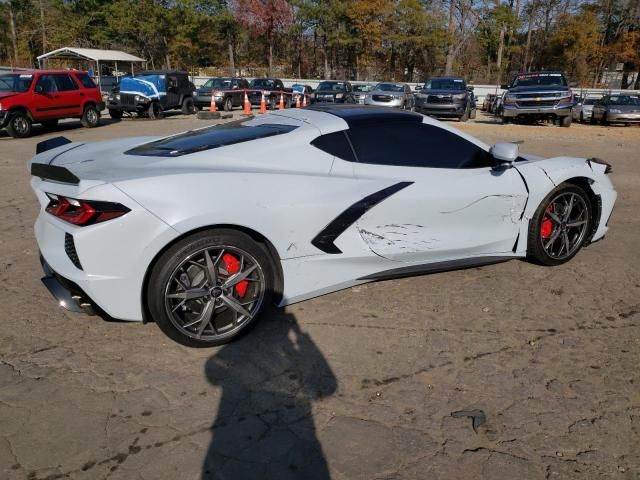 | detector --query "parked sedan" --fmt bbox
[364,83,414,109]
[572,97,599,123]
[30,106,616,348]
[591,94,640,125]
